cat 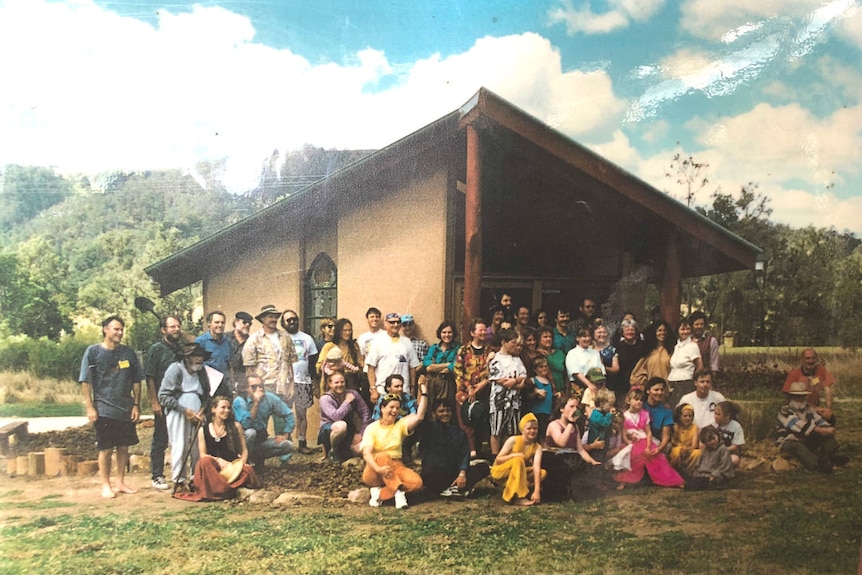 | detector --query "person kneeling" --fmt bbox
[318,370,371,462]
[360,382,428,509]
[490,413,546,506]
